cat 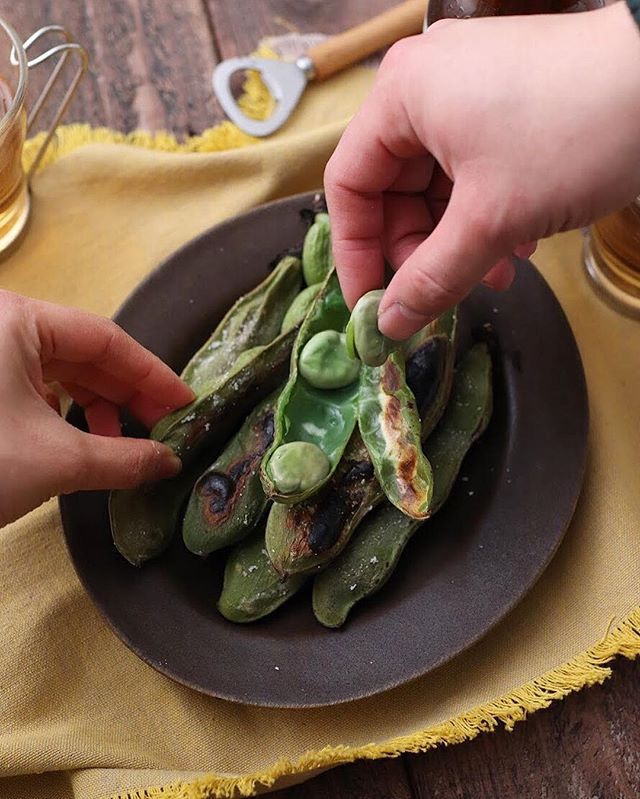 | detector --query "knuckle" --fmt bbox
[380,38,415,75]
[58,440,92,493]
[124,443,152,486]
[410,264,462,310]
